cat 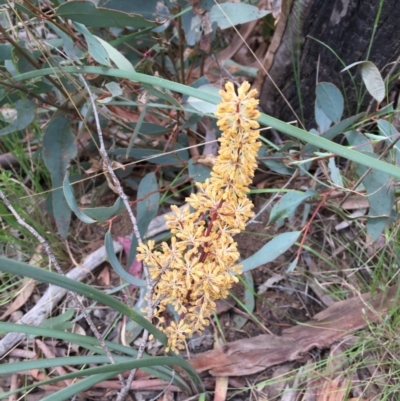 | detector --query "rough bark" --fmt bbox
[259,0,400,129]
